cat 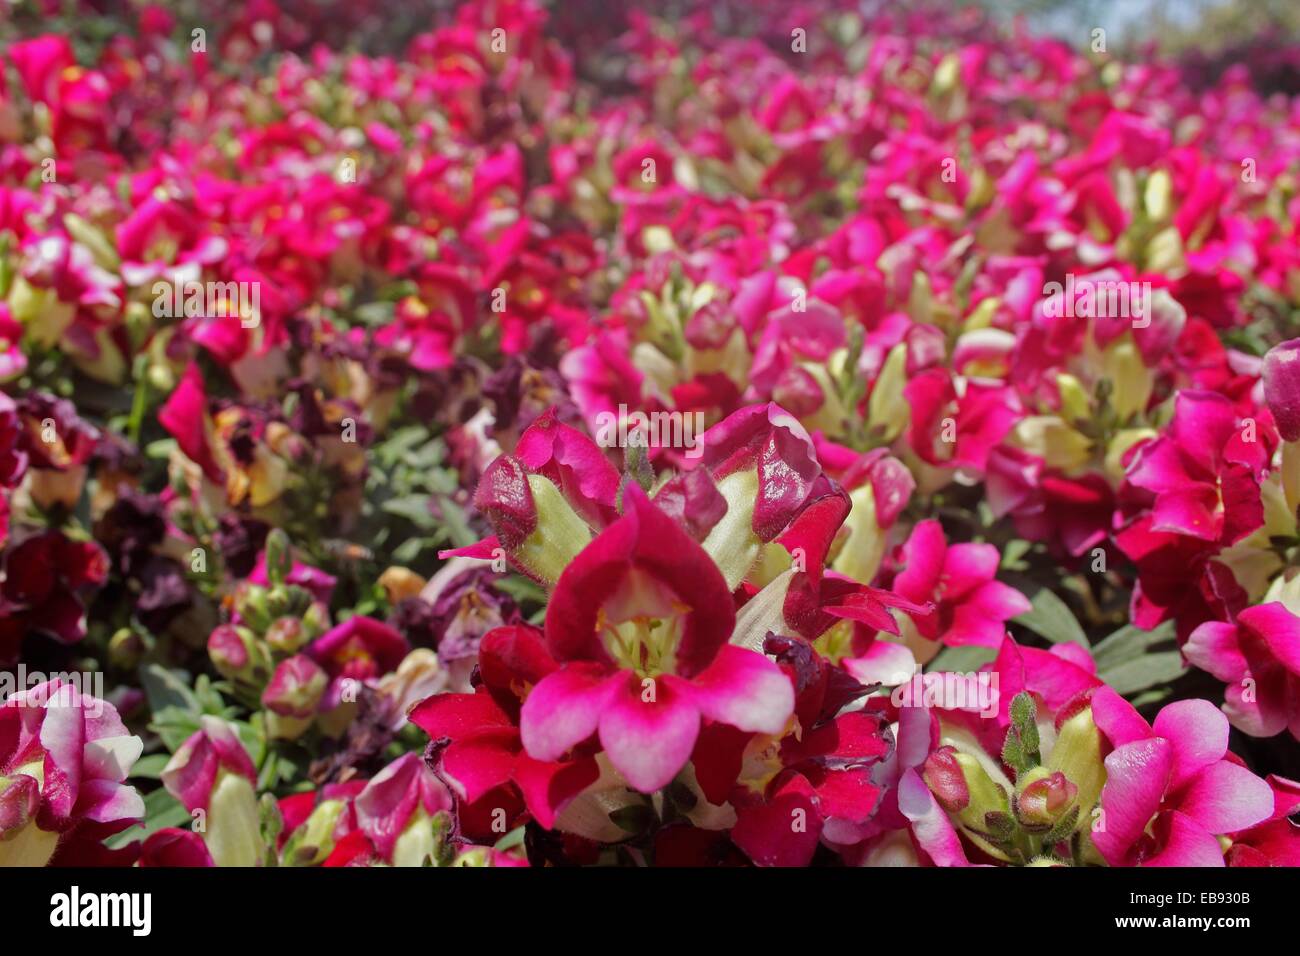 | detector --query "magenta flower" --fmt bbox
[410,624,599,834]
[0,680,143,866]
[161,716,263,867]
[138,828,215,867]
[1226,775,1300,866]
[353,752,452,866]
[891,519,1031,648]
[1185,603,1300,740]
[307,615,410,709]
[1263,338,1300,441]
[1091,688,1273,866]
[903,370,1020,473]
[0,531,109,666]
[1125,390,1268,546]
[519,485,794,793]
